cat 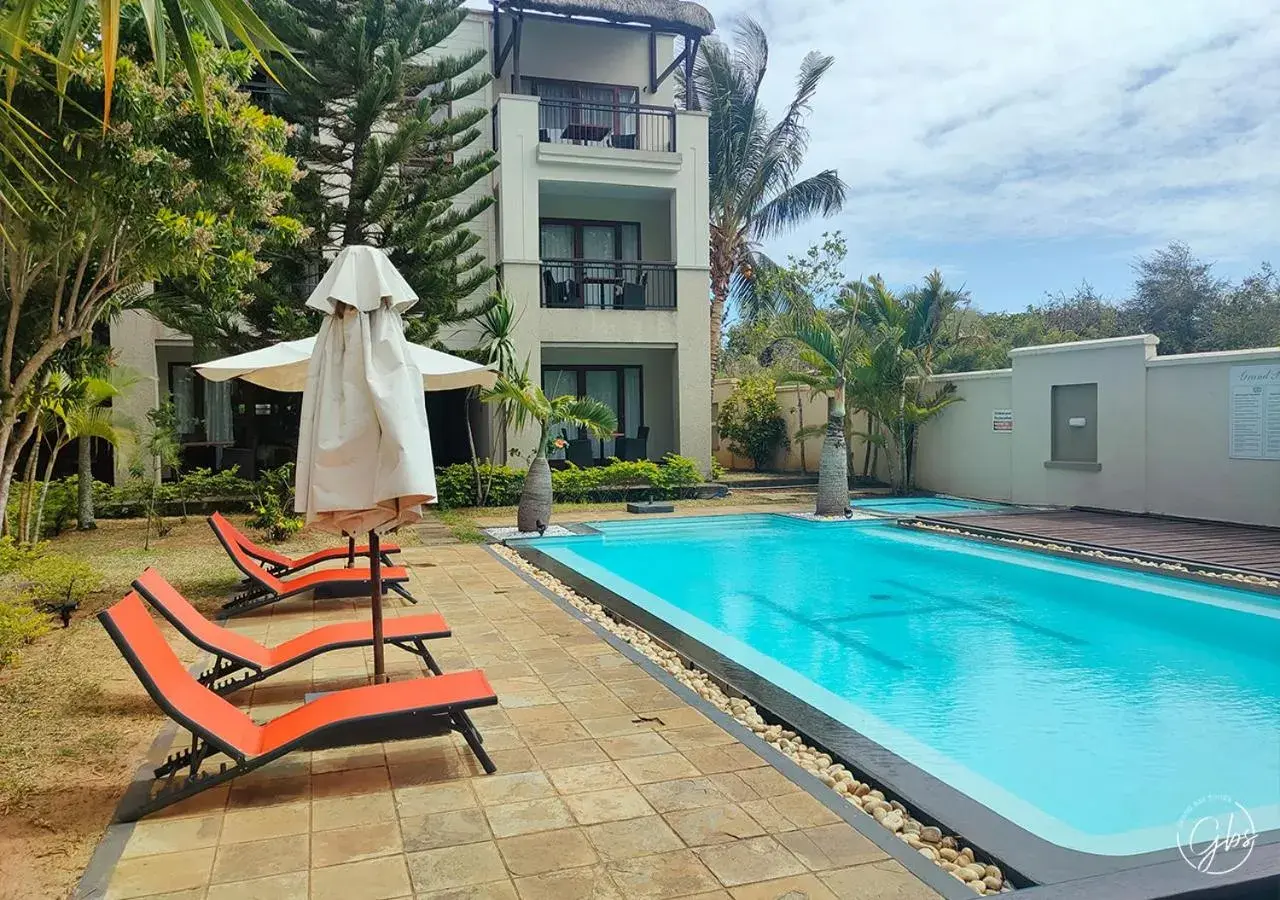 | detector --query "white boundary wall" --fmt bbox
[912,335,1280,527]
